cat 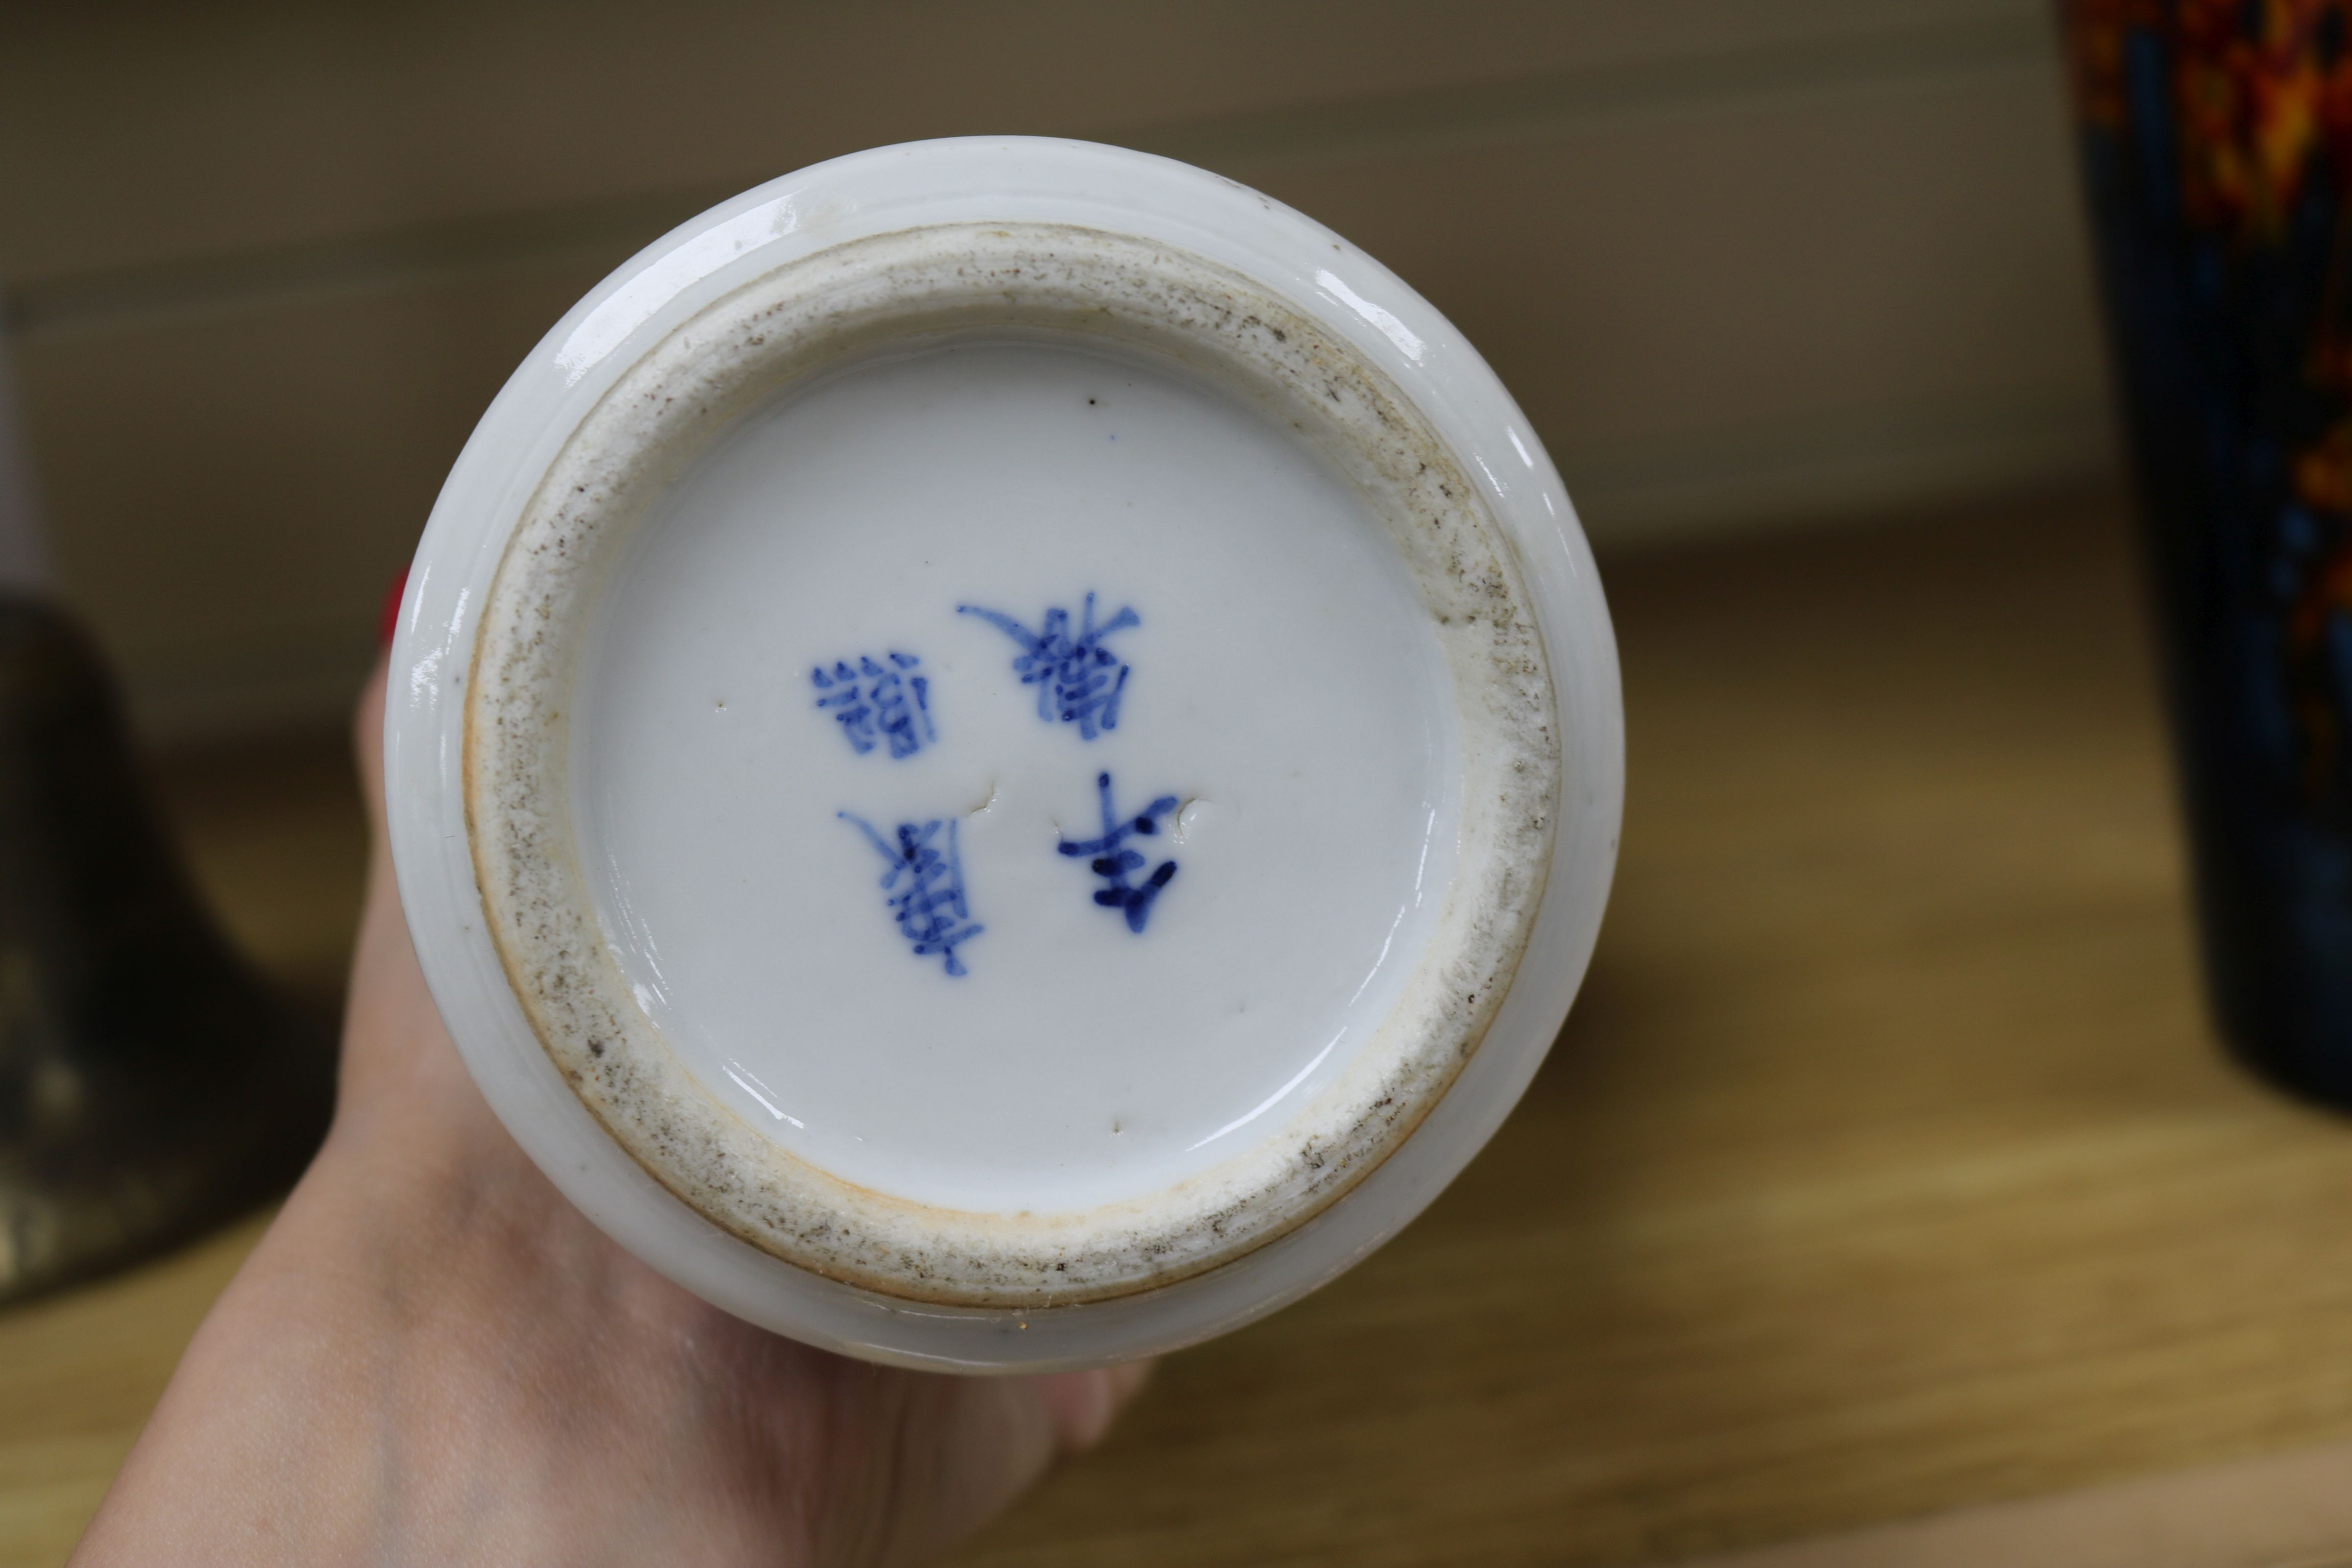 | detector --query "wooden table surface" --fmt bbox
[9,495,2352,1567]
